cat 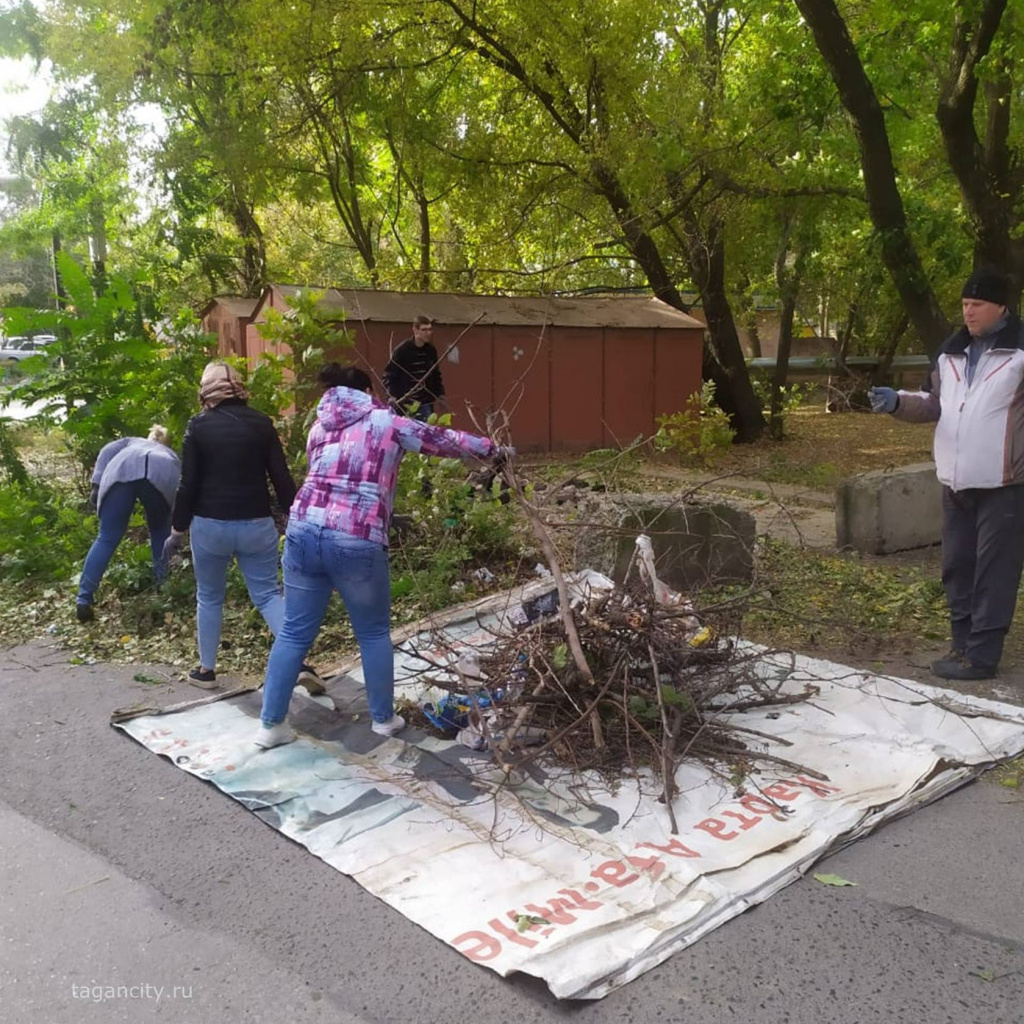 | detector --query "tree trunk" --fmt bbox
[836,301,857,369]
[682,214,766,442]
[228,187,267,298]
[51,230,66,309]
[587,161,762,437]
[869,313,910,387]
[438,0,764,441]
[771,292,796,440]
[738,274,762,358]
[88,197,107,297]
[795,0,950,351]
[936,0,1024,302]
[417,189,431,292]
[770,212,804,440]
